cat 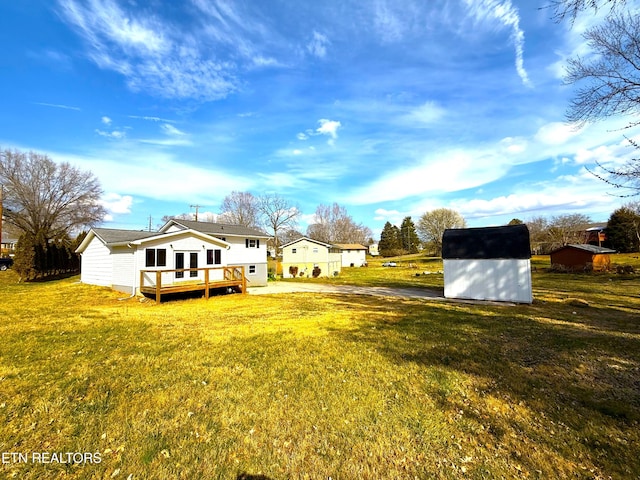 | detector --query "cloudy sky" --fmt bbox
[1,0,638,236]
